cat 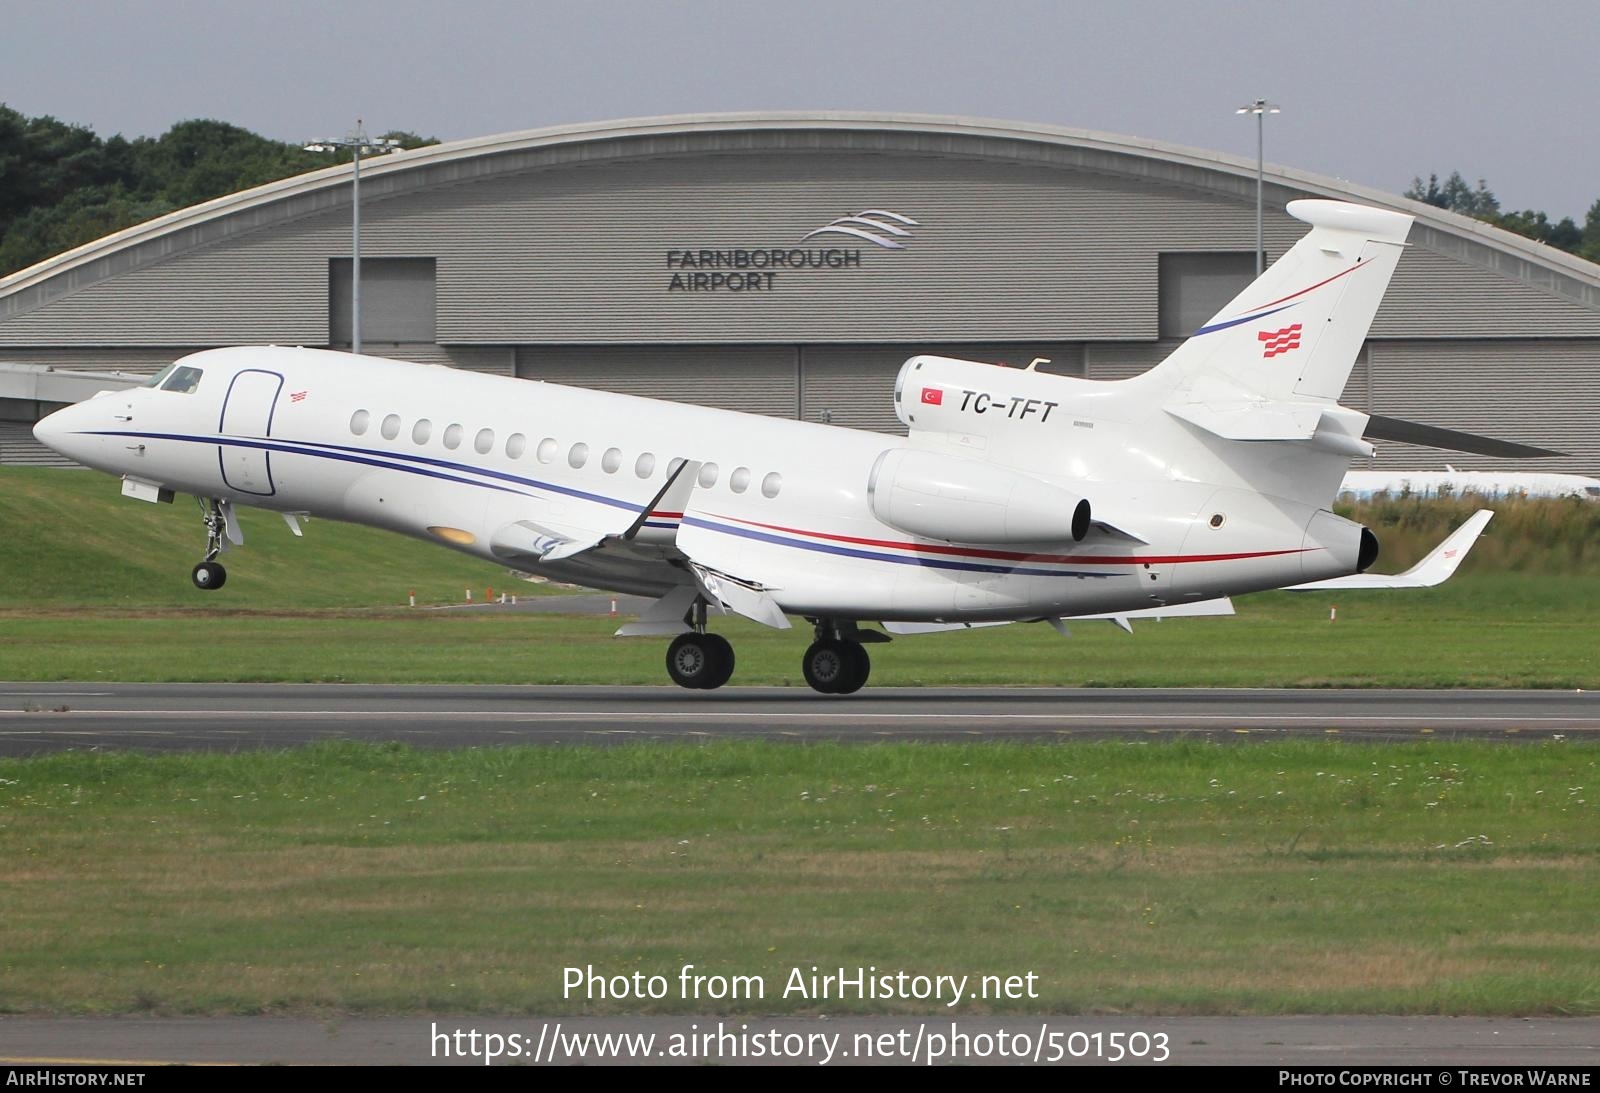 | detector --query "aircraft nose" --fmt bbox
[32,406,66,448]
[32,402,90,462]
